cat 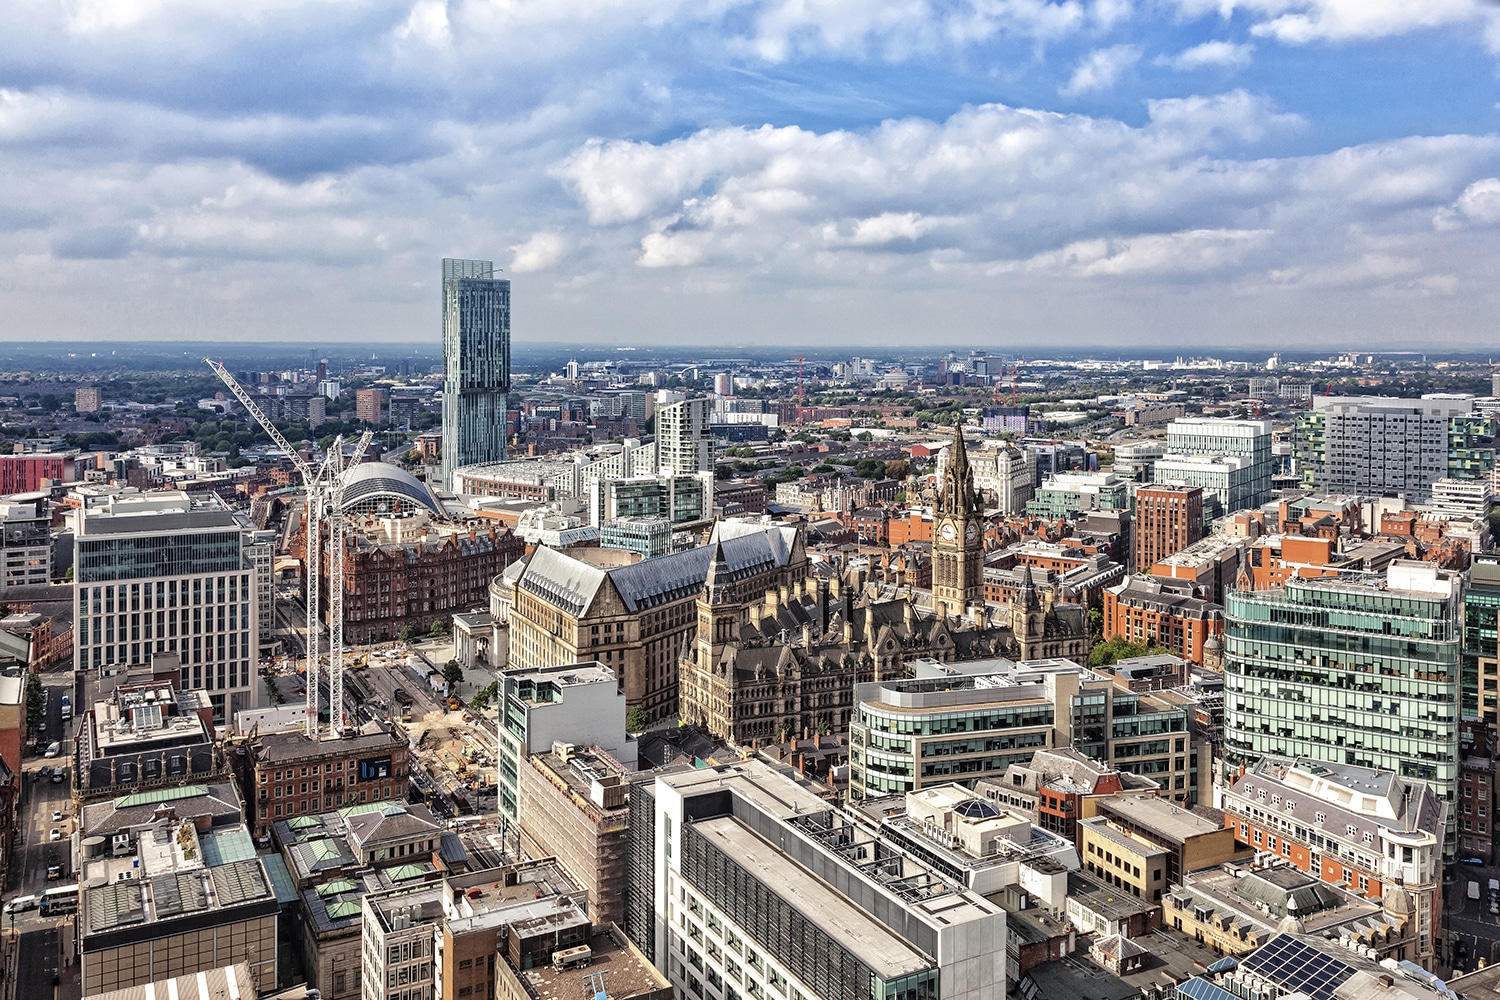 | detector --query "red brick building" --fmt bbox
[1133,484,1203,572]
[315,521,525,644]
[1102,574,1224,664]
